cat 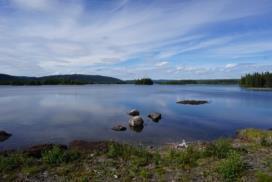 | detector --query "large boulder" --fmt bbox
[128,109,140,116]
[0,130,12,142]
[148,112,161,122]
[129,116,144,127]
